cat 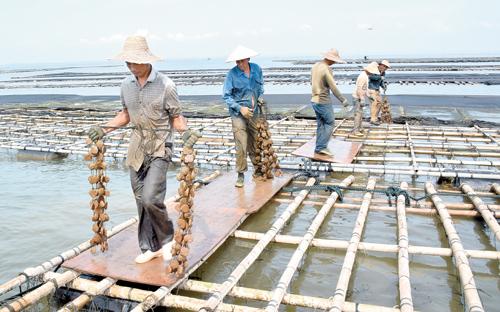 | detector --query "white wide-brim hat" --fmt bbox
[113,35,162,64]
[380,59,391,68]
[364,62,381,75]
[323,48,346,64]
[226,45,259,63]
